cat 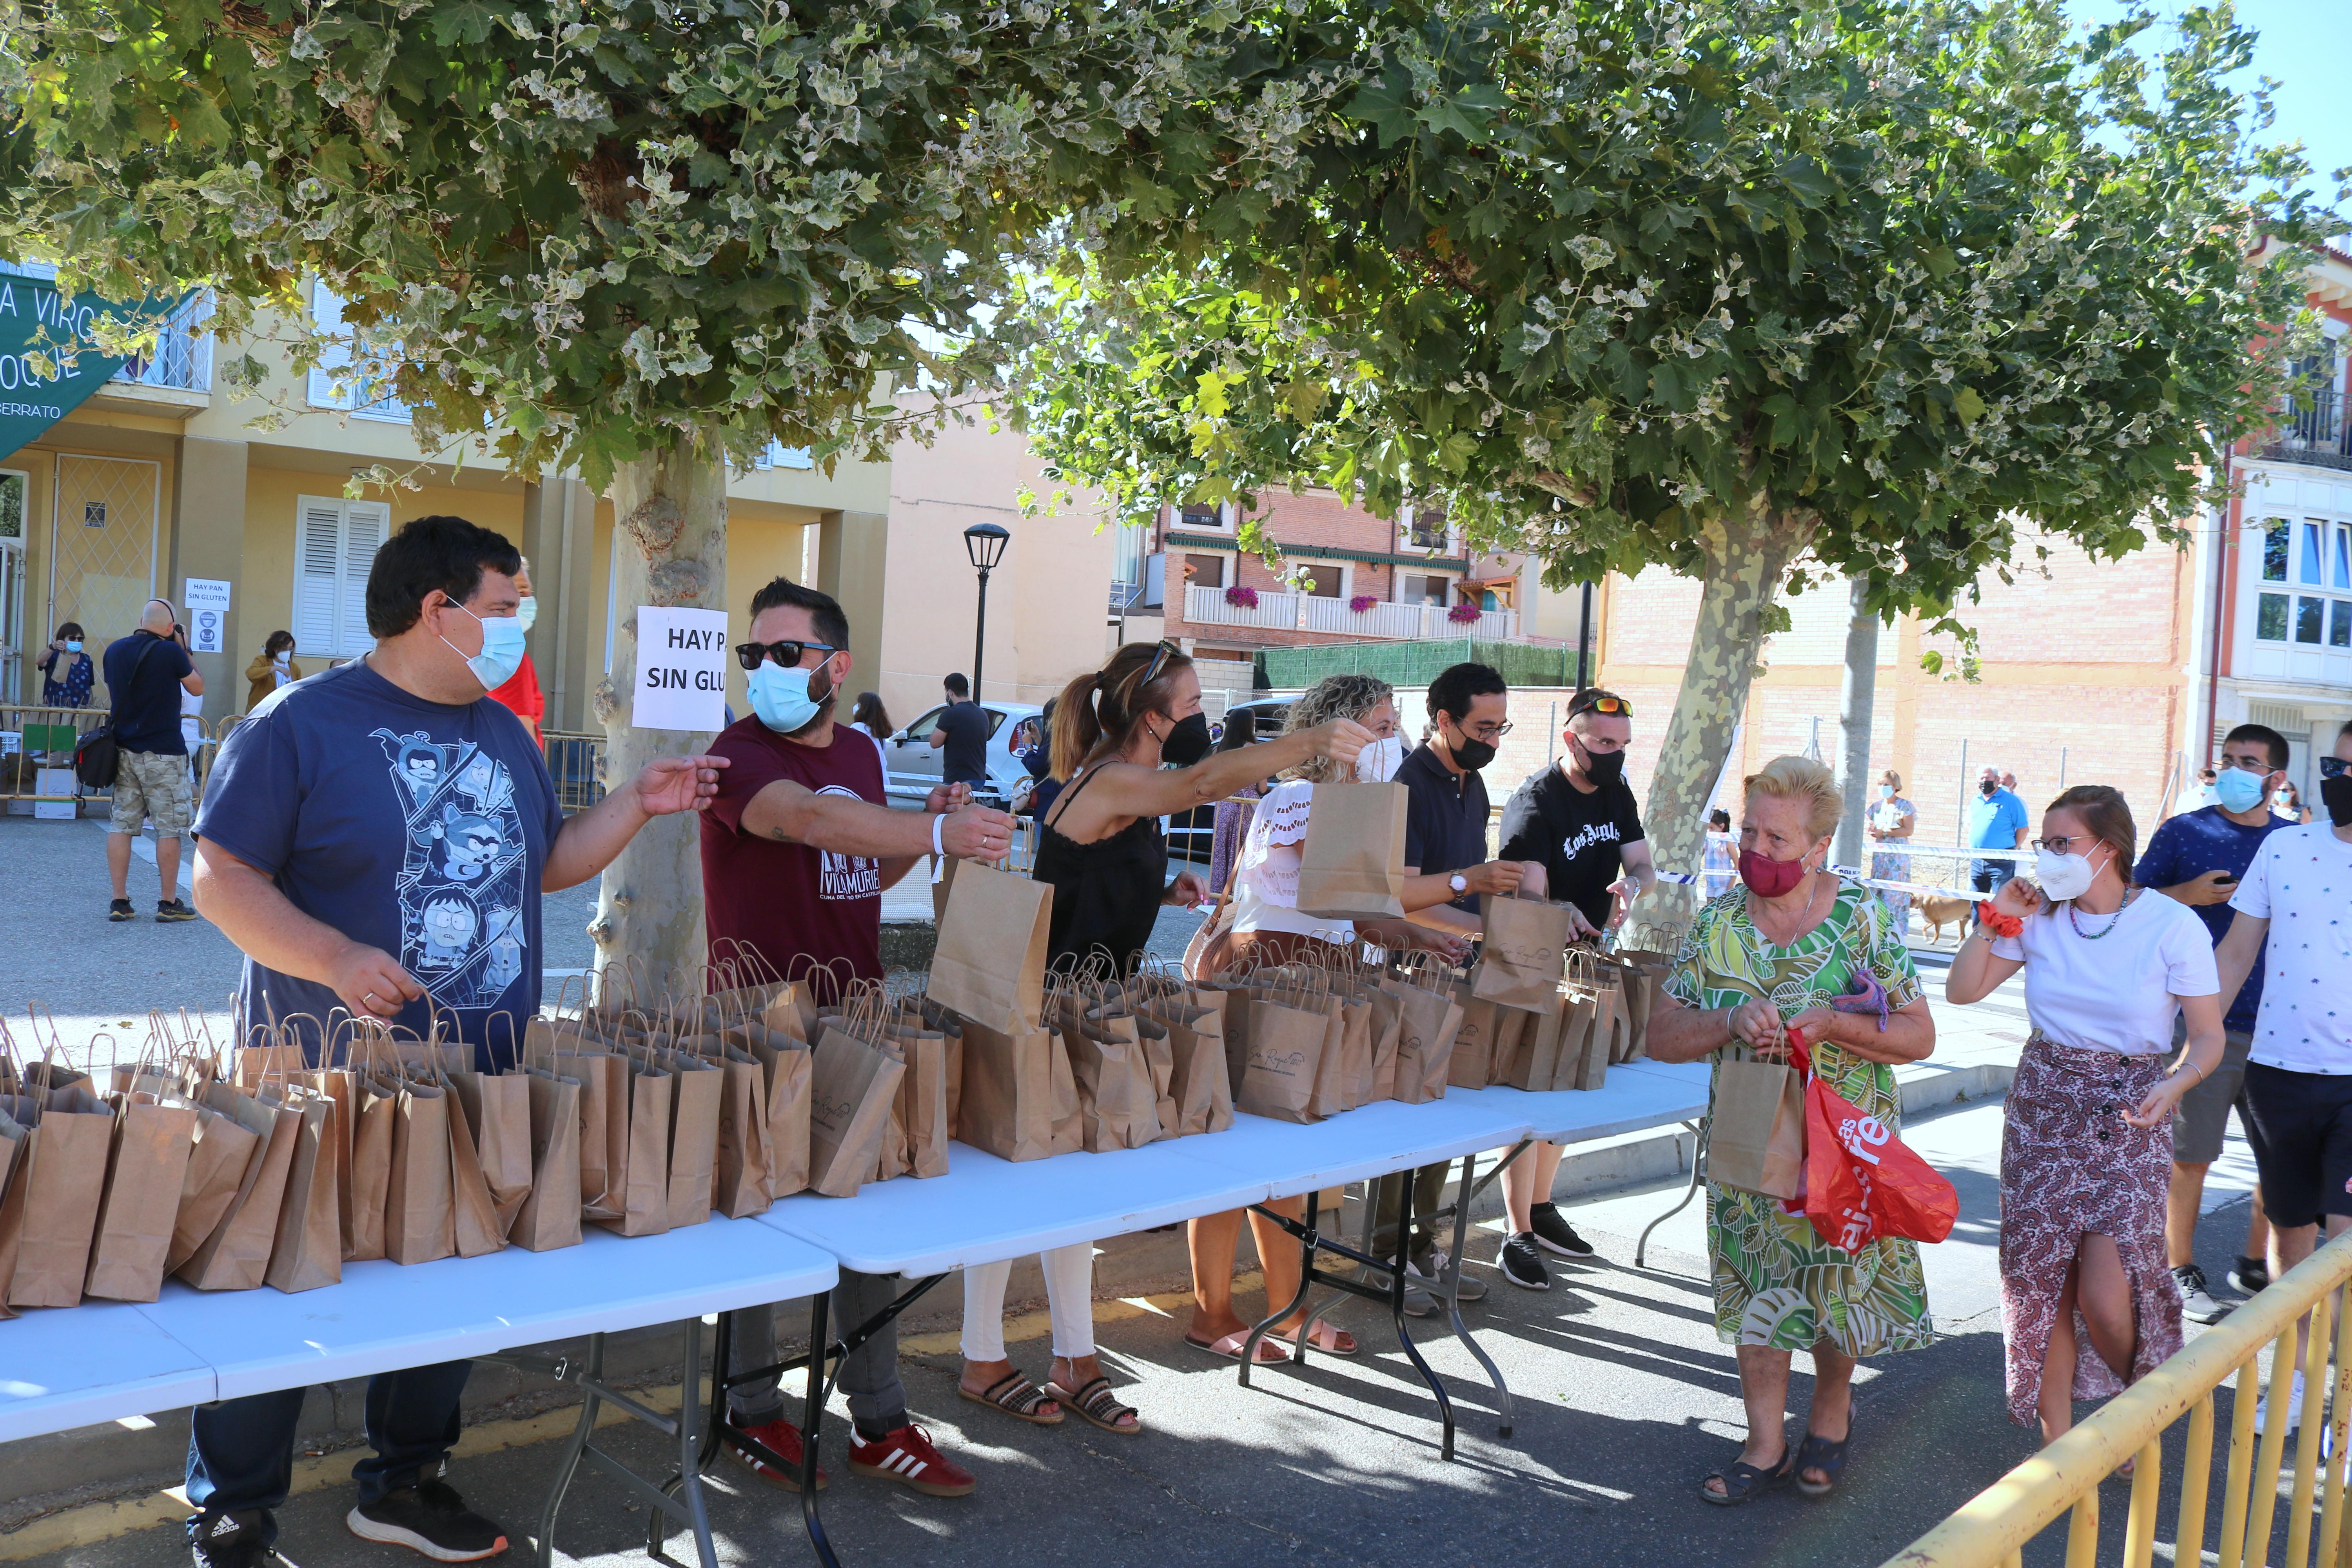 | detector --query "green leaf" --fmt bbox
[1341,70,1417,150]
[1953,387,1985,423]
